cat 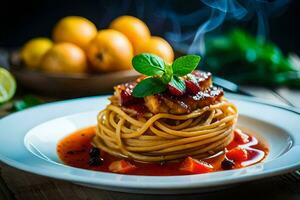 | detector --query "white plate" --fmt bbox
[0,94,300,194]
